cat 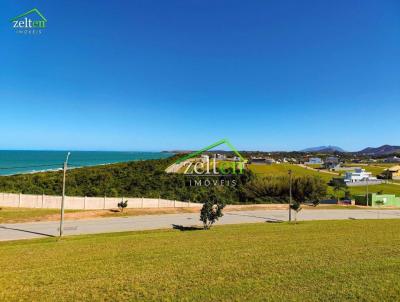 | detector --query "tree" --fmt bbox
[240,175,327,205]
[200,198,226,230]
[330,178,347,201]
[344,190,351,200]
[290,201,302,223]
[117,199,128,212]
